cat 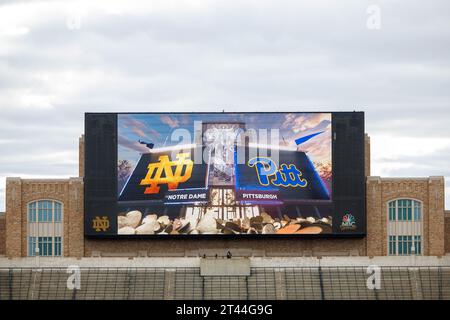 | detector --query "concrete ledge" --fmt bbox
[186,248,263,258]
[200,258,250,276]
[148,251,185,257]
[99,252,138,258]
[0,256,450,268]
[186,249,229,257]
